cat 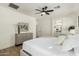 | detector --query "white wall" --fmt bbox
[52,15,77,36]
[37,13,78,37]
[0,6,36,50]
